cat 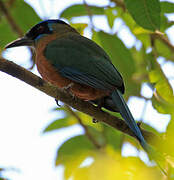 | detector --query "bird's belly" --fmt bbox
[36,39,108,100]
